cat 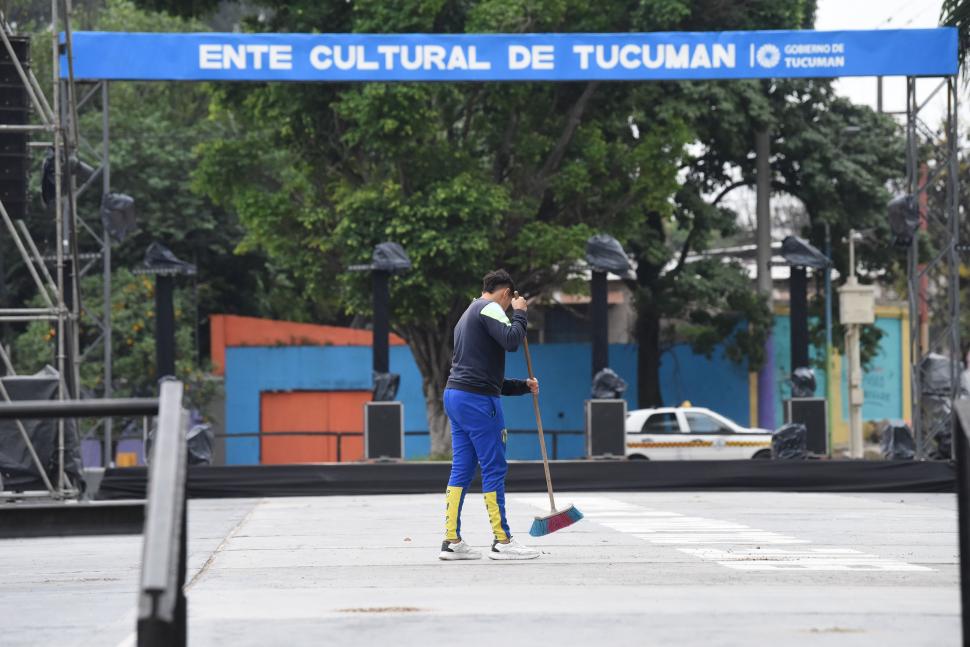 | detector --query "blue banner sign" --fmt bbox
[64,29,957,82]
